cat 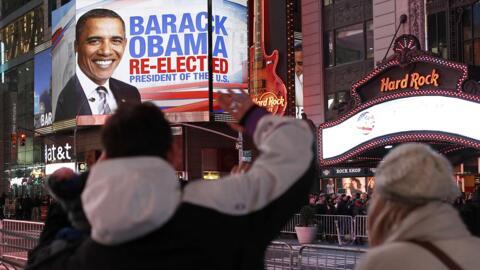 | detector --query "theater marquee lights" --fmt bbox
[319,35,480,166]
[322,96,480,160]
